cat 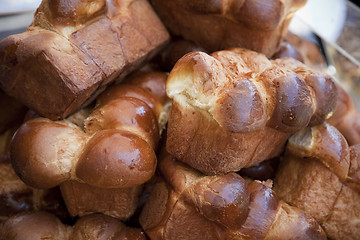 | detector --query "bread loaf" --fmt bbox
[274,123,360,239]
[0,0,169,120]
[139,154,326,240]
[150,0,307,57]
[166,48,337,174]
[10,71,170,218]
